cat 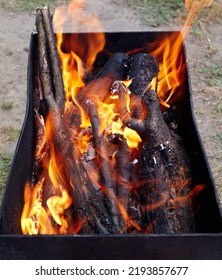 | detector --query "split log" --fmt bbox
[35,9,56,110]
[123,89,195,233]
